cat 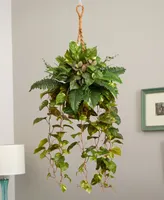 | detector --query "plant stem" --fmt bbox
[80,120,88,181]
